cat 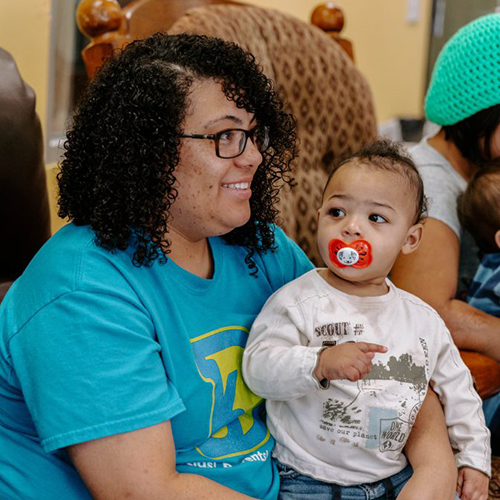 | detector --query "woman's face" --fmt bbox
[169,79,263,242]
